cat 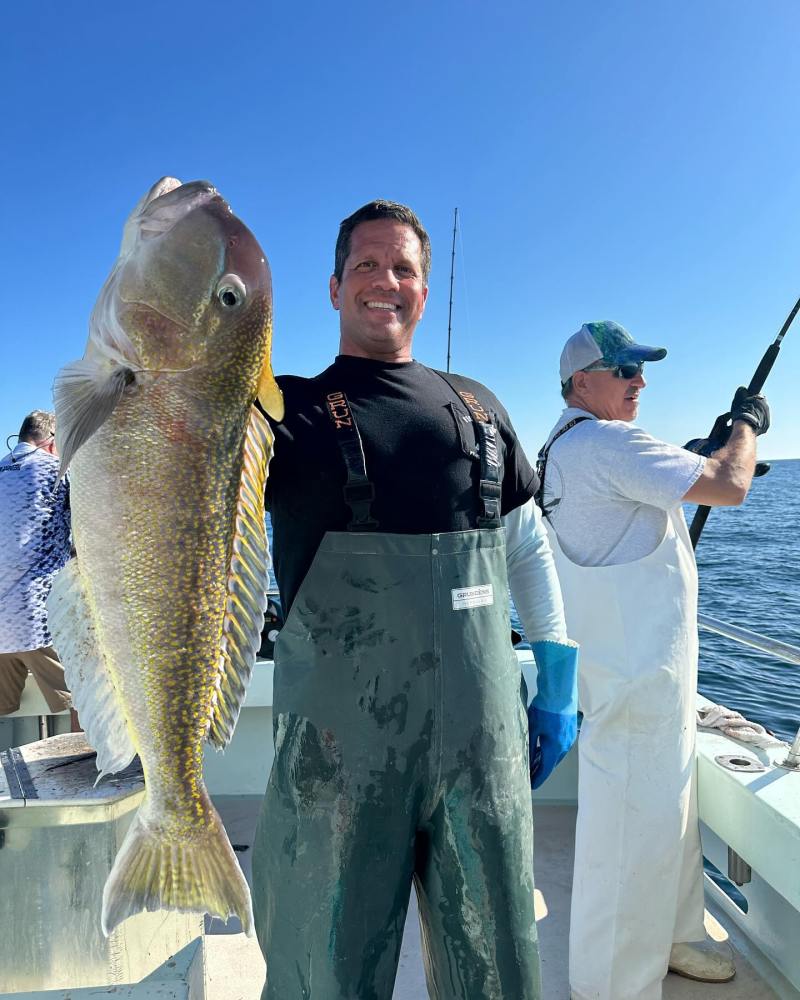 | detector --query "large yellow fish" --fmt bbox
[47,177,284,936]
